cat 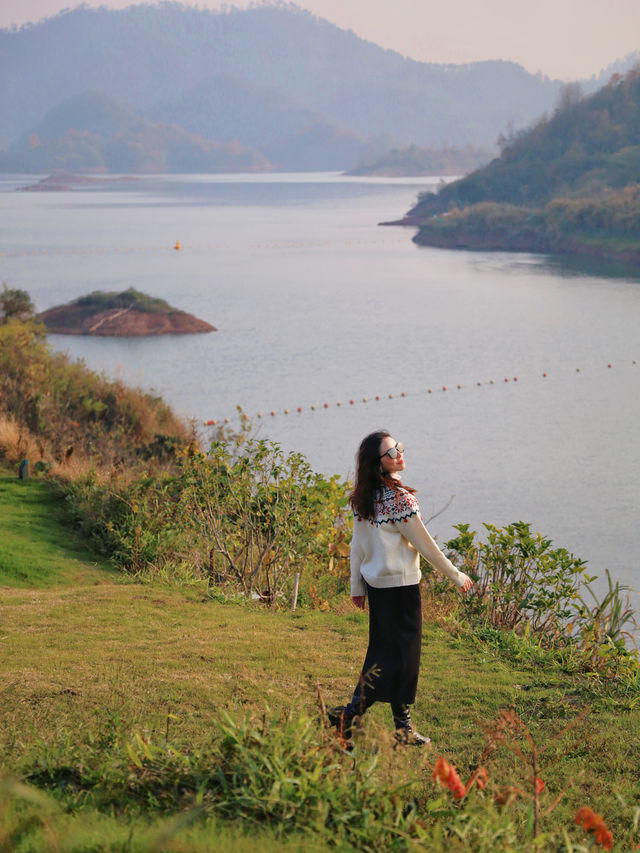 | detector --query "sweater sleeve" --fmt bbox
[350,519,366,597]
[402,513,470,589]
